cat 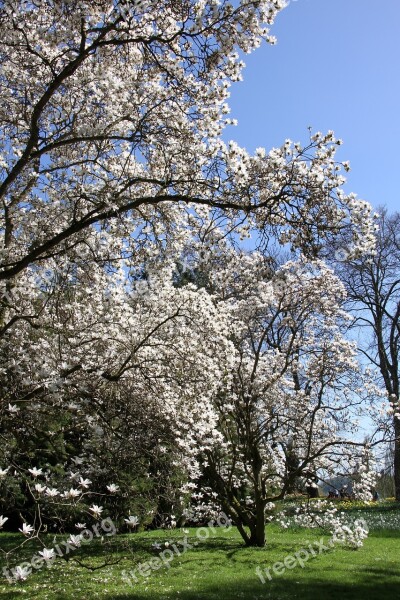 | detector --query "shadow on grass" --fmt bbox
[1,576,399,600]
[109,577,400,600]
[2,528,400,600]
[368,529,400,538]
